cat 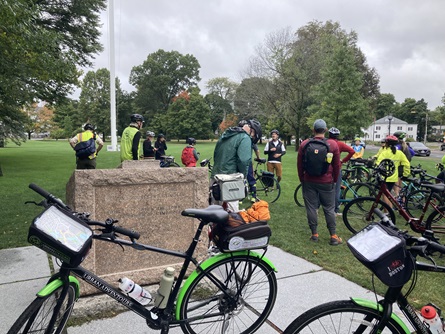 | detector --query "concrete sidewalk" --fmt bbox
[1,245,379,333]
